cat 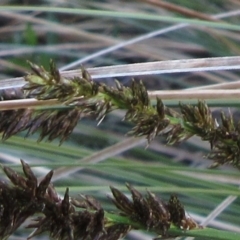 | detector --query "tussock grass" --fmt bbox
[0,0,240,239]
